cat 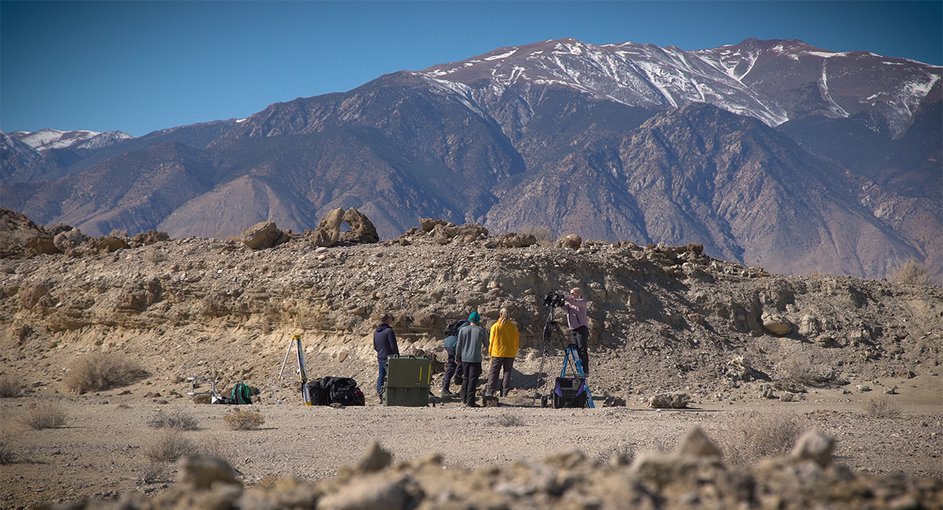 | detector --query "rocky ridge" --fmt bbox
[1,210,940,404]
